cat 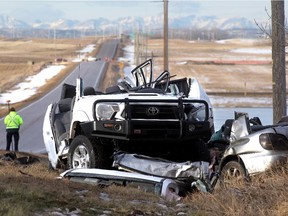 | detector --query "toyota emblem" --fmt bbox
[146,106,160,116]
